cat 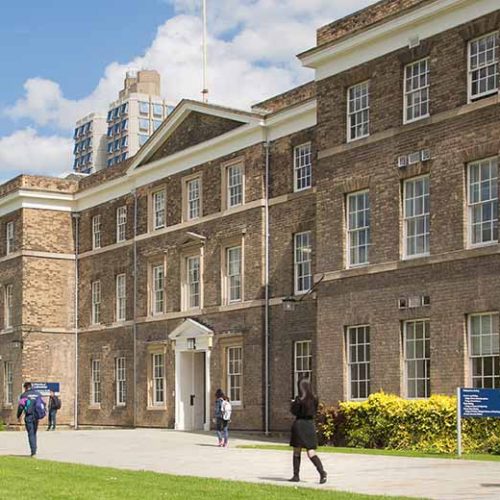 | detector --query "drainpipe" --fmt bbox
[132,189,138,428]
[72,212,80,430]
[264,137,271,436]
